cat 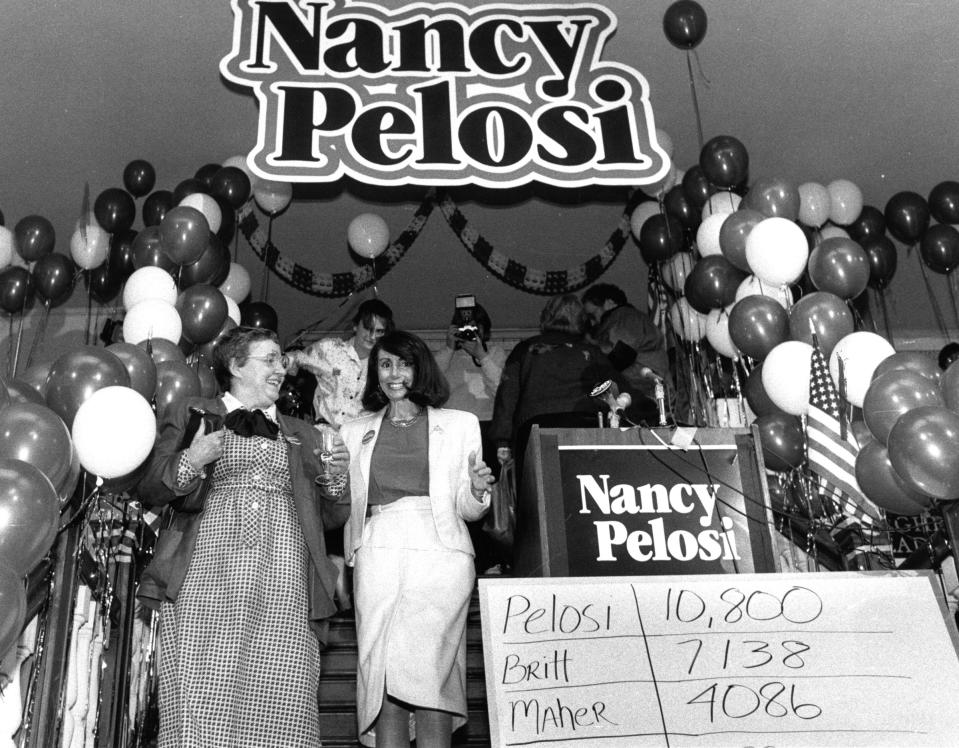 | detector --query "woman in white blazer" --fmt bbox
[339,330,494,747]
